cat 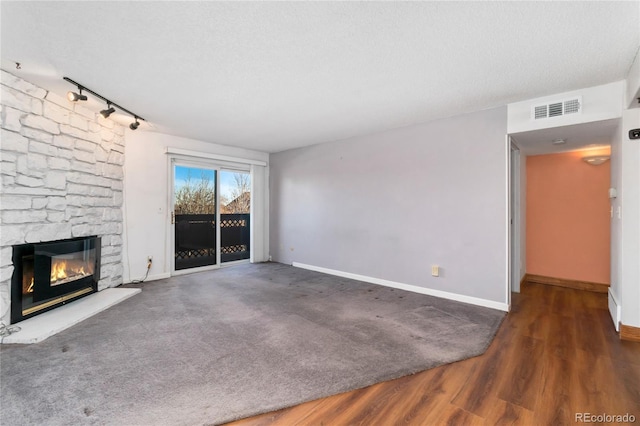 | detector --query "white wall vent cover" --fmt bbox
[531,96,582,120]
